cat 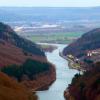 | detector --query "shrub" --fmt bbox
[1,59,50,81]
